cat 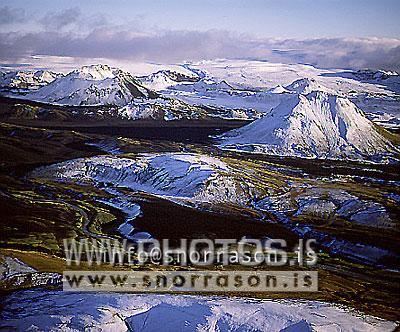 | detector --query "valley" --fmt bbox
[0,118,399,322]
